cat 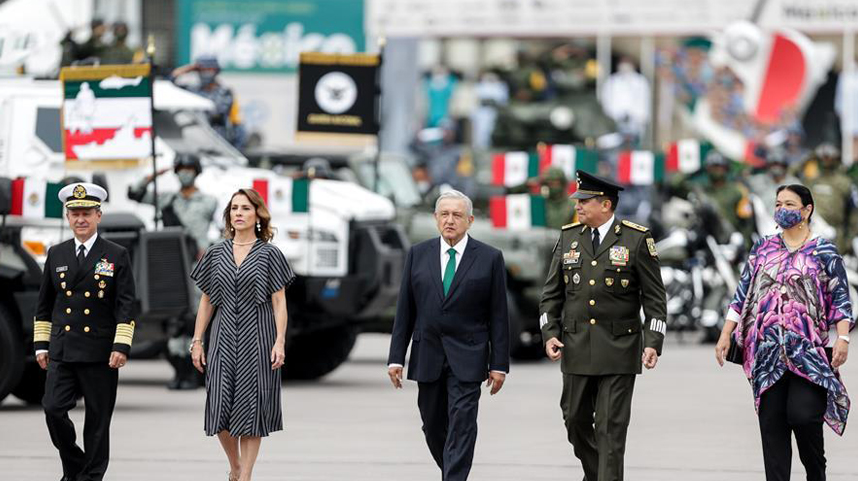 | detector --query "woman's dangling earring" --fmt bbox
[230,225,235,232]
[256,221,261,232]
